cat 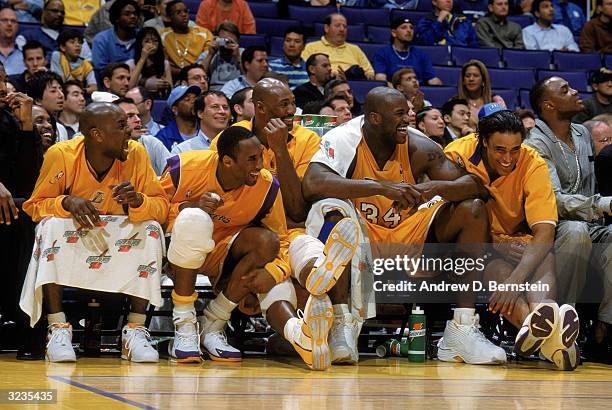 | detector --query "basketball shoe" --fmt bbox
[46,323,76,362]
[514,302,559,357]
[121,324,159,362]
[328,307,360,364]
[539,304,580,371]
[169,310,202,363]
